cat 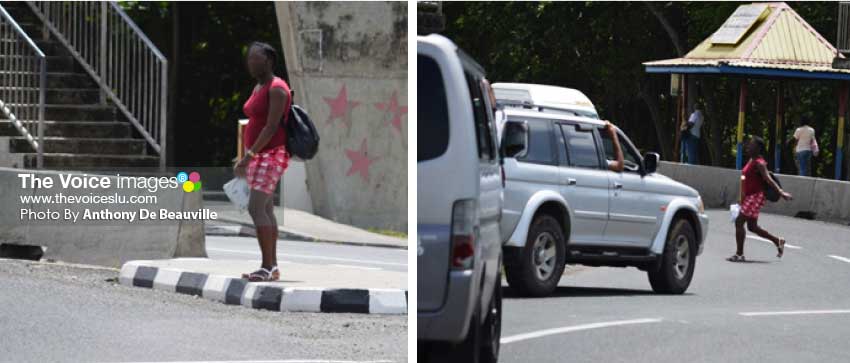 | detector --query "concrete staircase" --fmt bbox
[0,2,158,170]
